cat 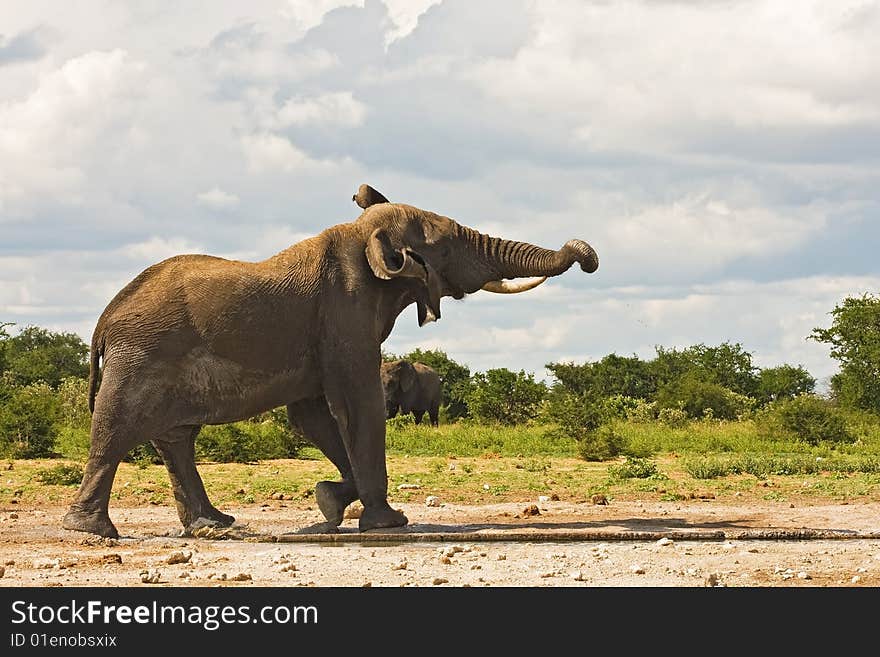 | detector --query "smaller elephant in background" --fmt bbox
[381,360,442,427]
